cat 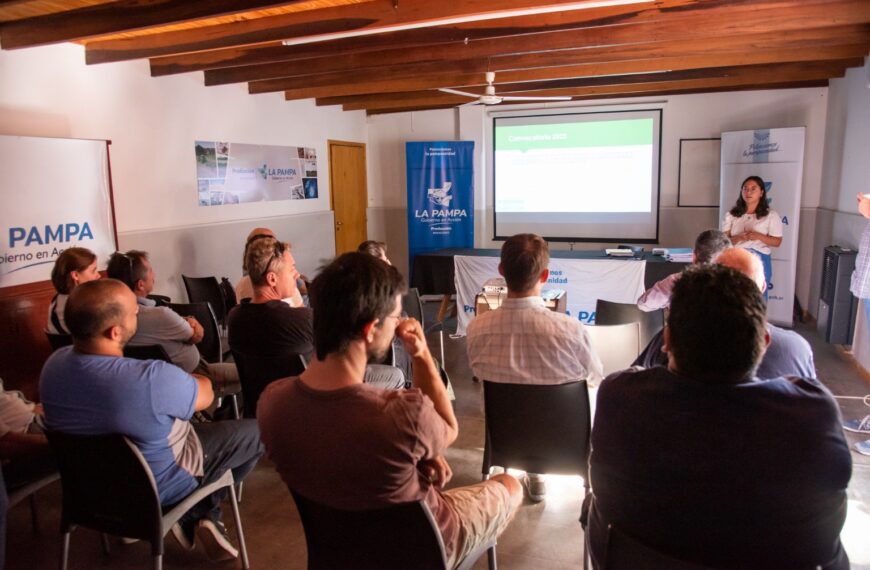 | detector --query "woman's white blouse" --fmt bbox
[722,209,783,255]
